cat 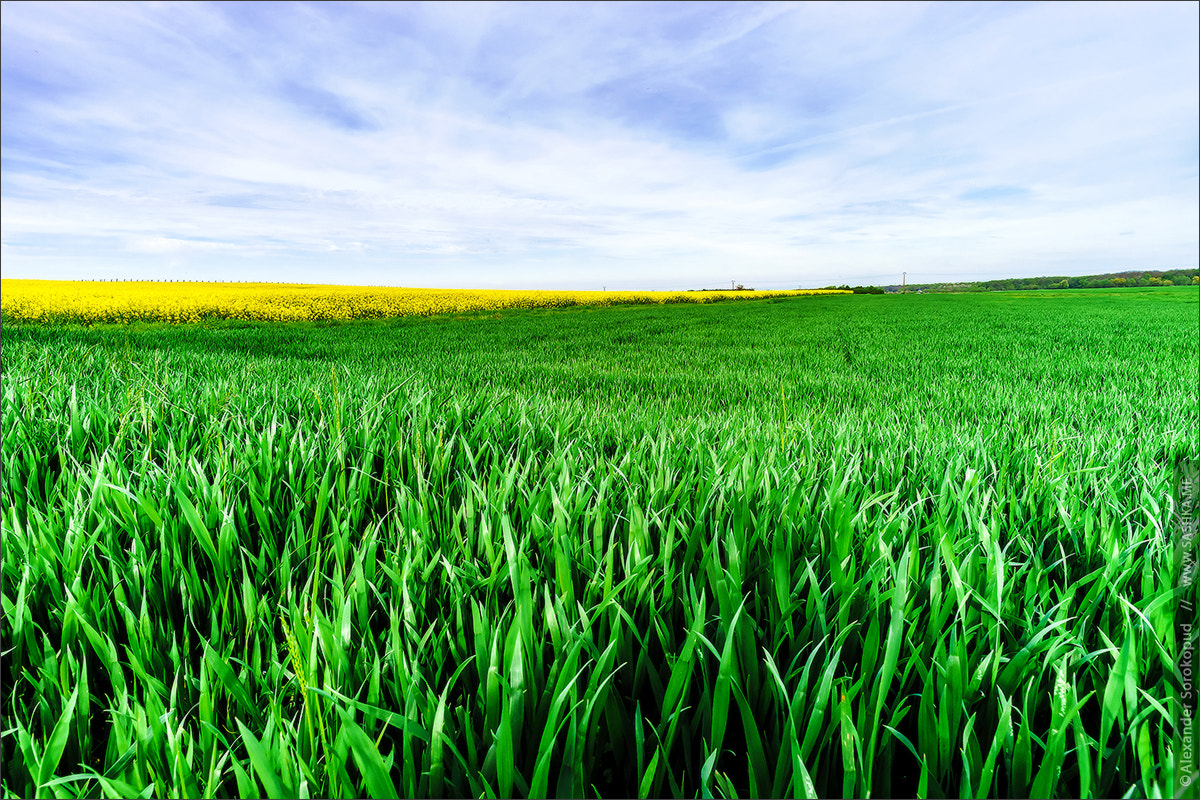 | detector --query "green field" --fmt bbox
[3,287,1197,799]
